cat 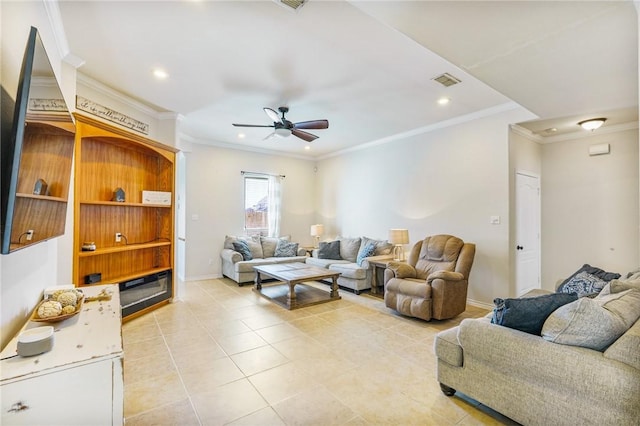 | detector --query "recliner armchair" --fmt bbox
[383,234,475,321]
